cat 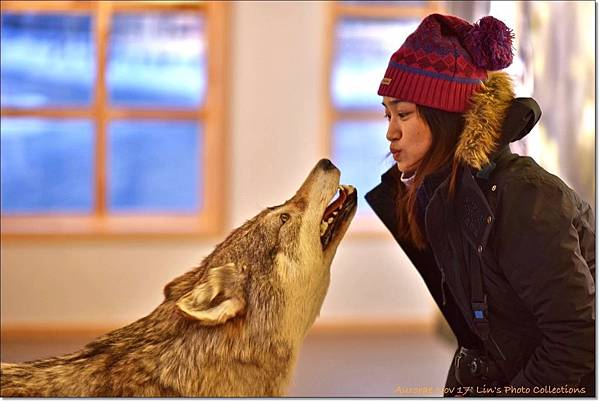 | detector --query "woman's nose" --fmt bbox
[386,123,401,142]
